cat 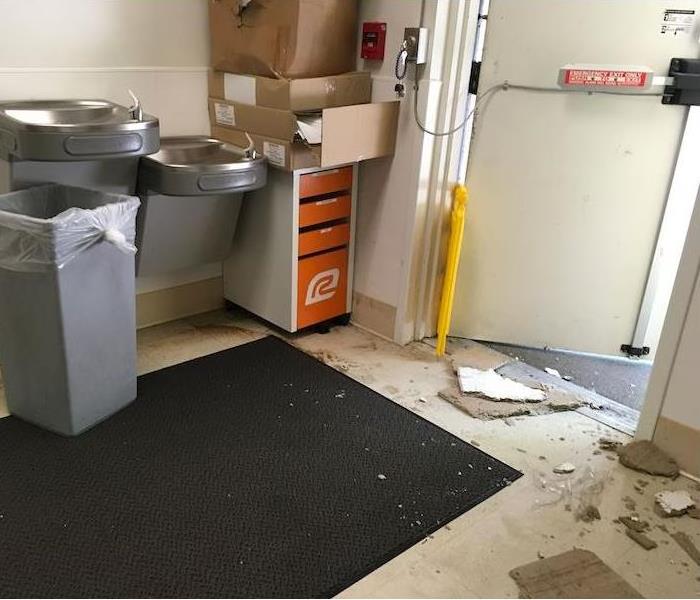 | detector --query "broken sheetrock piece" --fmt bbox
[619,516,649,533]
[654,490,695,517]
[509,548,642,599]
[626,529,658,550]
[438,387,533,420]
[671,531,700,567]
[457,367,546,402]
[544,367,562,378]
[553,462,576,474]
[617,440,679,478]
